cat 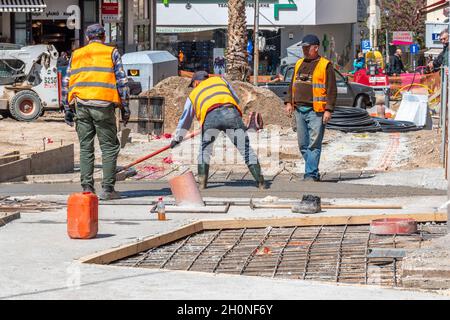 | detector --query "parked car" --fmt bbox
[259,63,376,109]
